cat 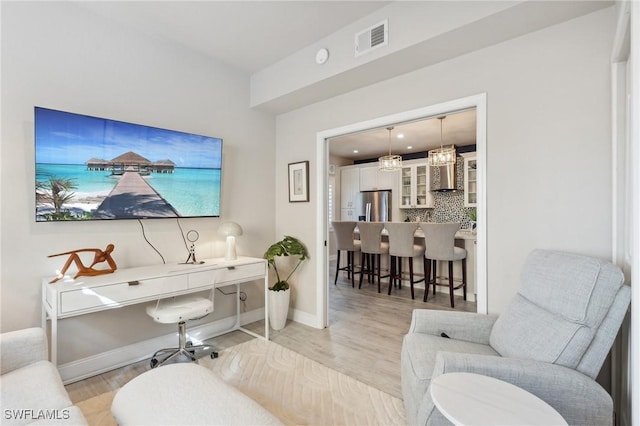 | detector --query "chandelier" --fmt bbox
[378,126,402,171]
[428,116,456,167]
